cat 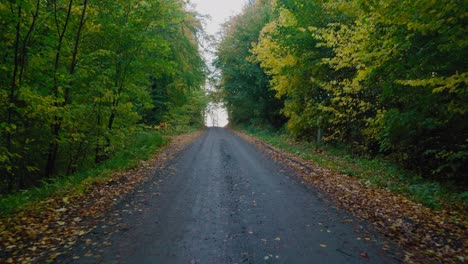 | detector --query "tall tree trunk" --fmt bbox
[4,4,22,191]
[45,0,74,177]
[61,0,88,172]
